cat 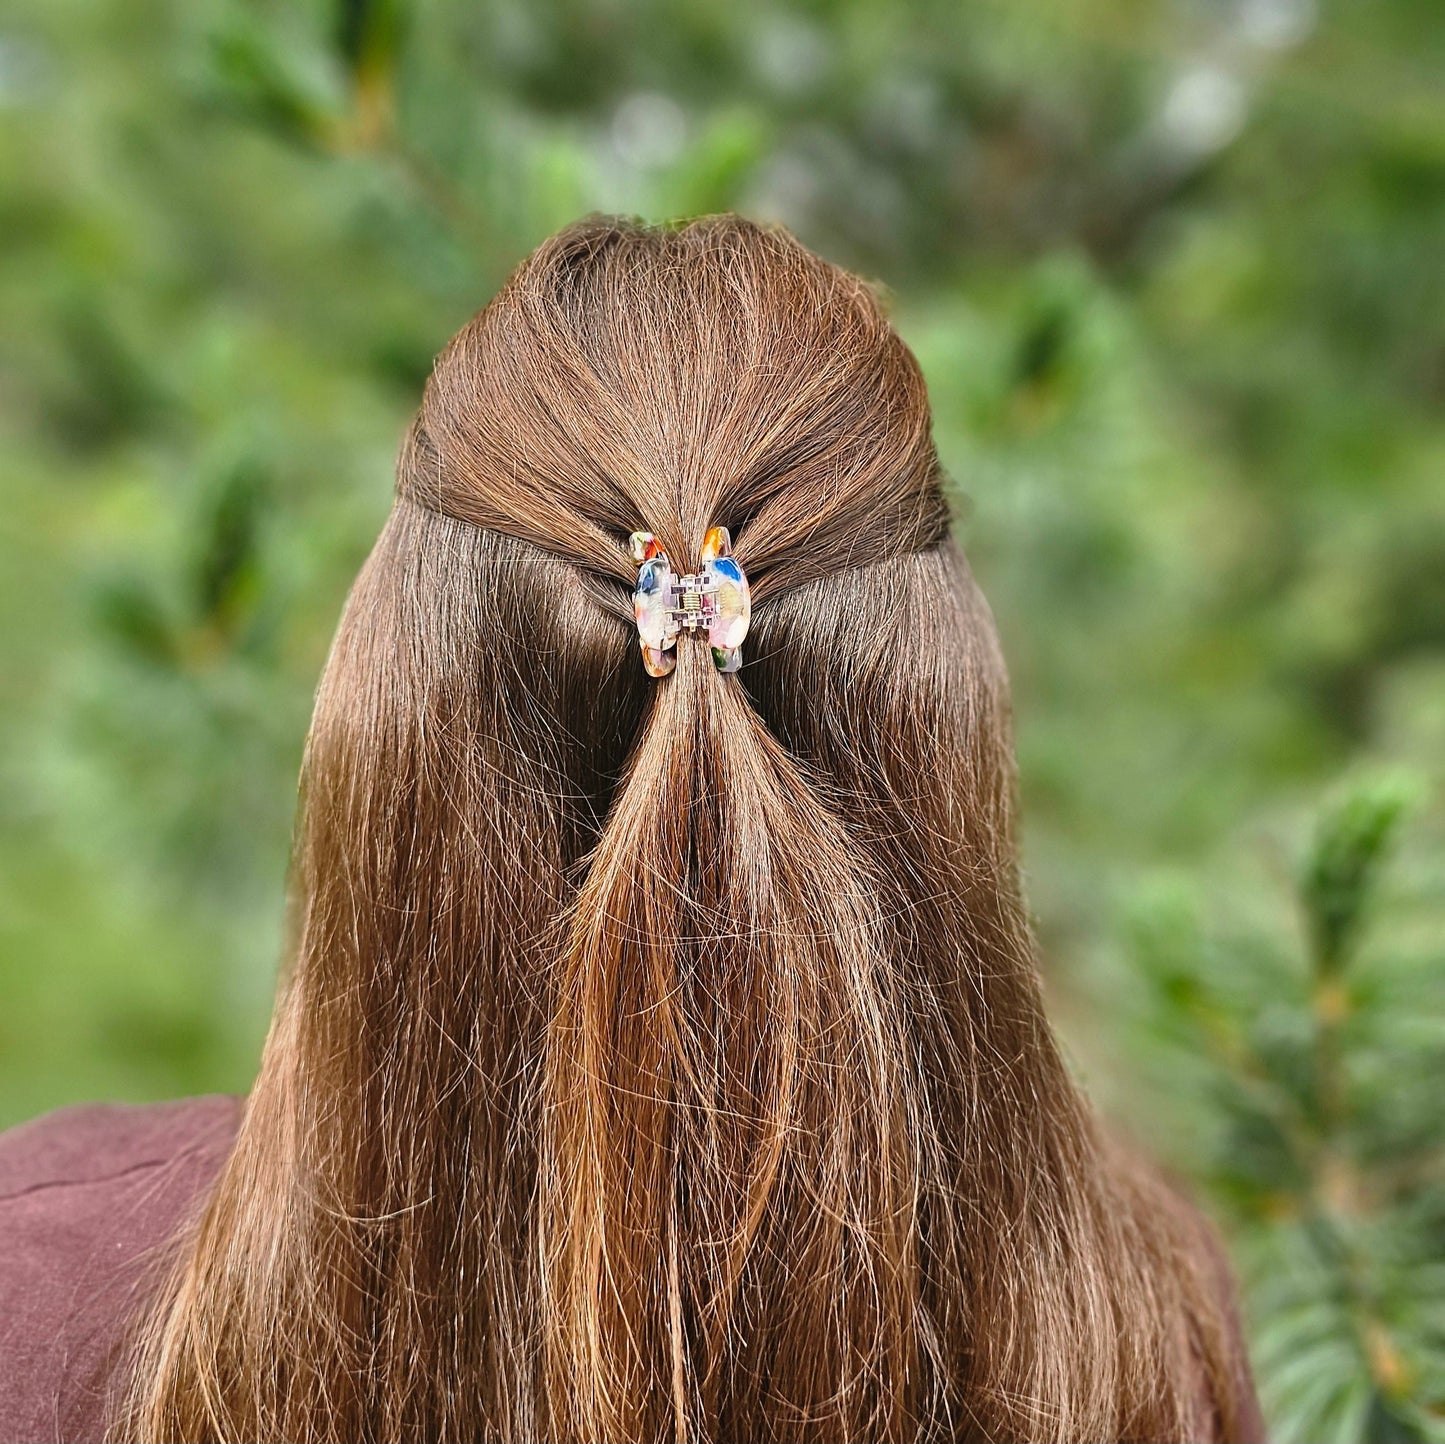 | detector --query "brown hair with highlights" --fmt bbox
[116,216,1250,1443]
